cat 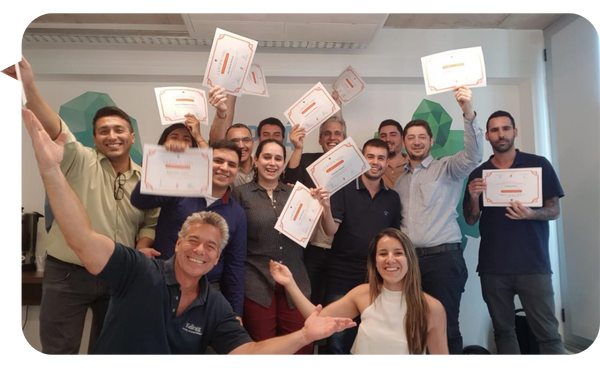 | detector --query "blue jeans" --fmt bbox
[418,249,468,354]
[323,277,362,354]
[480,273,564,354]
